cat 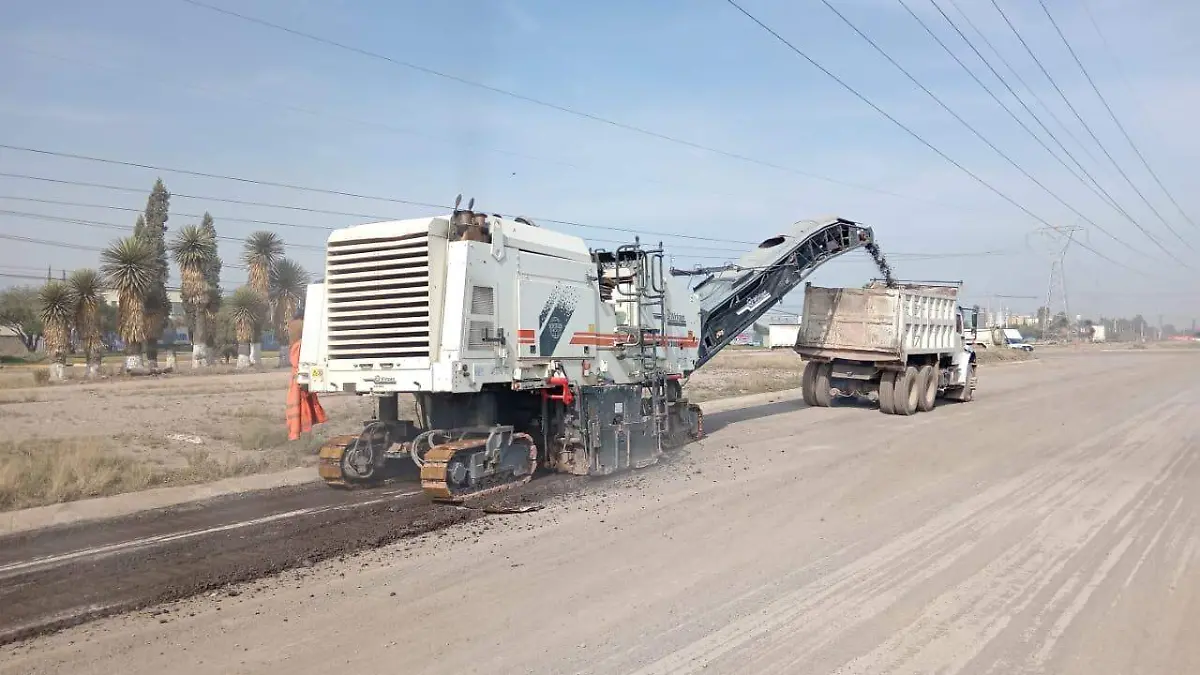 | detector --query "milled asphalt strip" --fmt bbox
[0,603,129,645]
[0,489,420,580]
